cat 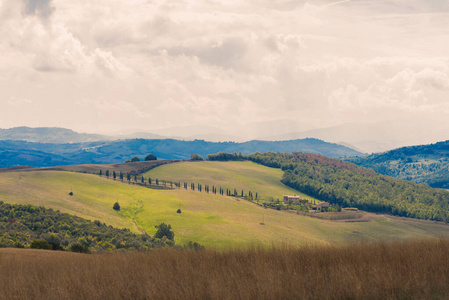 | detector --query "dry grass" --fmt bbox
[2,239,449,299]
